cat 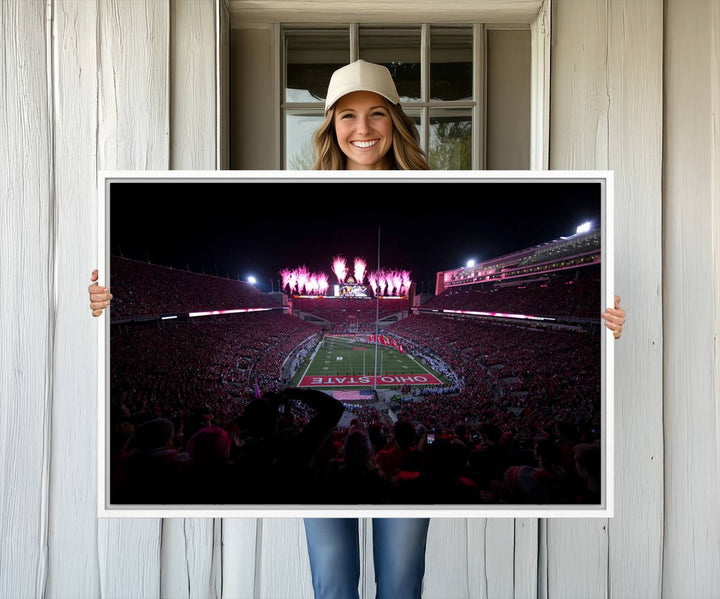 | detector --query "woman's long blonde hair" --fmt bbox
[312,100,430,171]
